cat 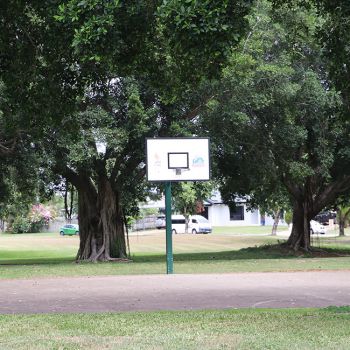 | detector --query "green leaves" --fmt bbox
[1,0,257,234]
[203,0,350,213]
[172,181,214,216]
[55,0,120,60]
[157,0,254,80]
